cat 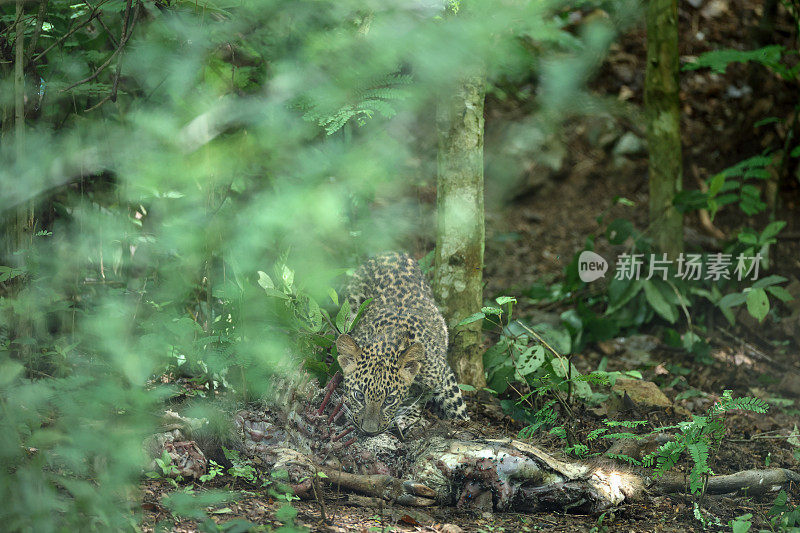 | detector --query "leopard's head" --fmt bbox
[335,333,423,435]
